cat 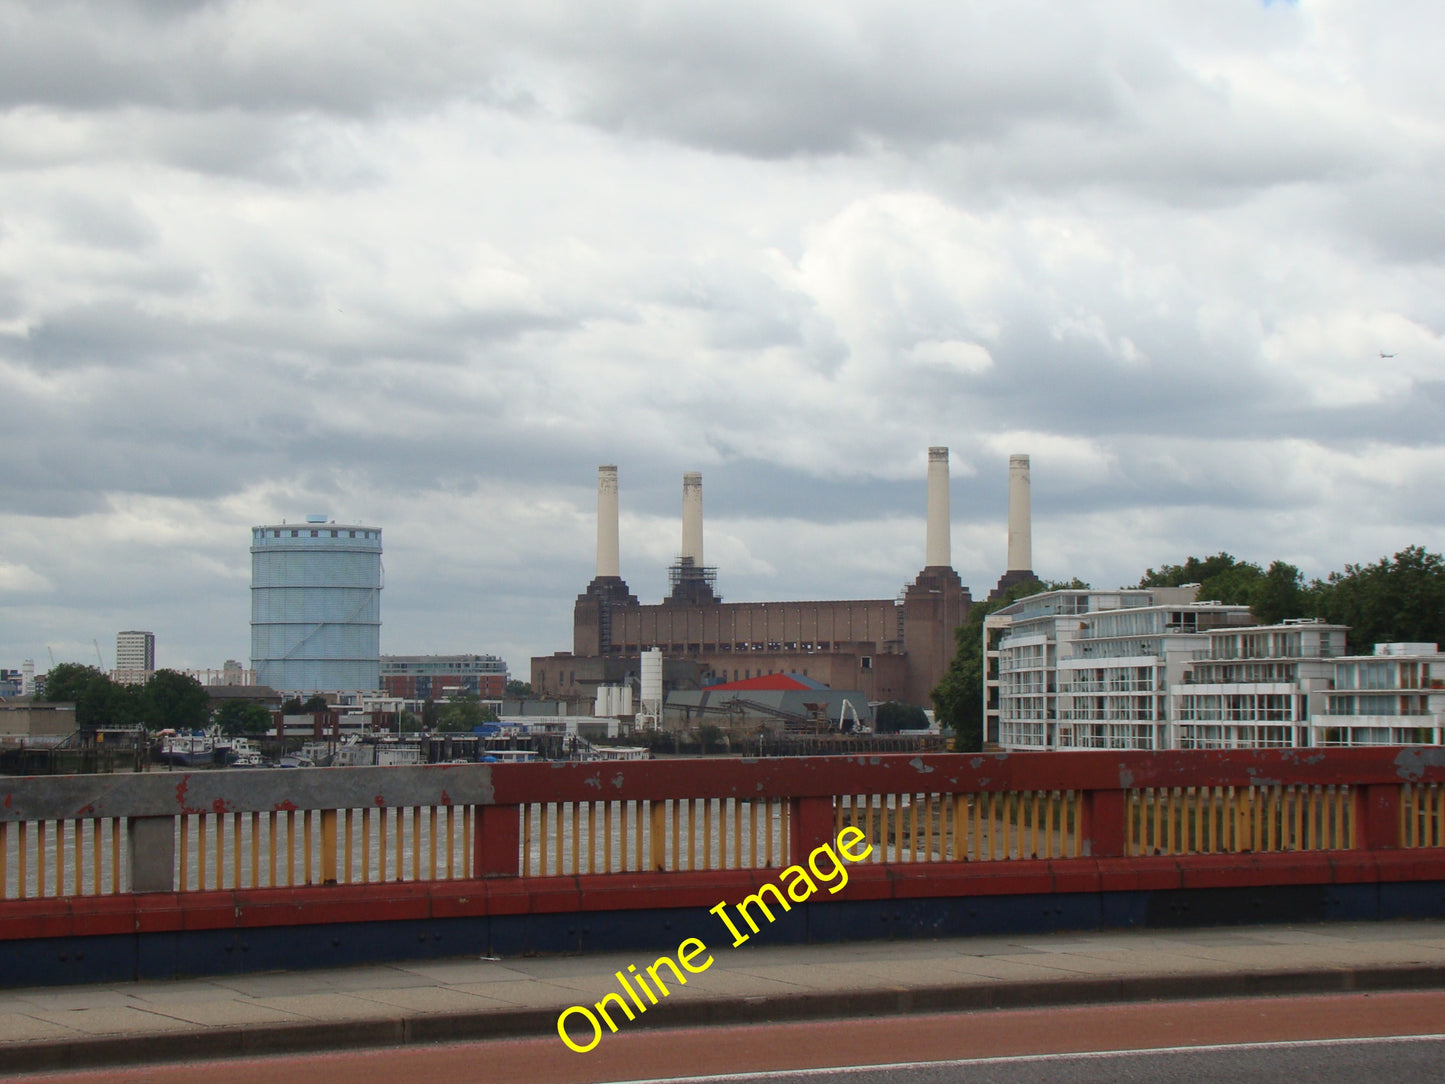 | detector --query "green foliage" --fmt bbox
[933,578,1058,753]
[143,670,210,732]
[505,680,532,696]
[214,699,273,736]
[301,694,330,713]
[281,697,305,714]
[1137,553,1247,589]
[1311,546,1445,653]
[1249,560,1307,626]
[874,701,928,733]
[42,663,141,728]
[1138,552,1308,625]
[42,663,107,706]
[434,694,498,732]
[695,724,725,752]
